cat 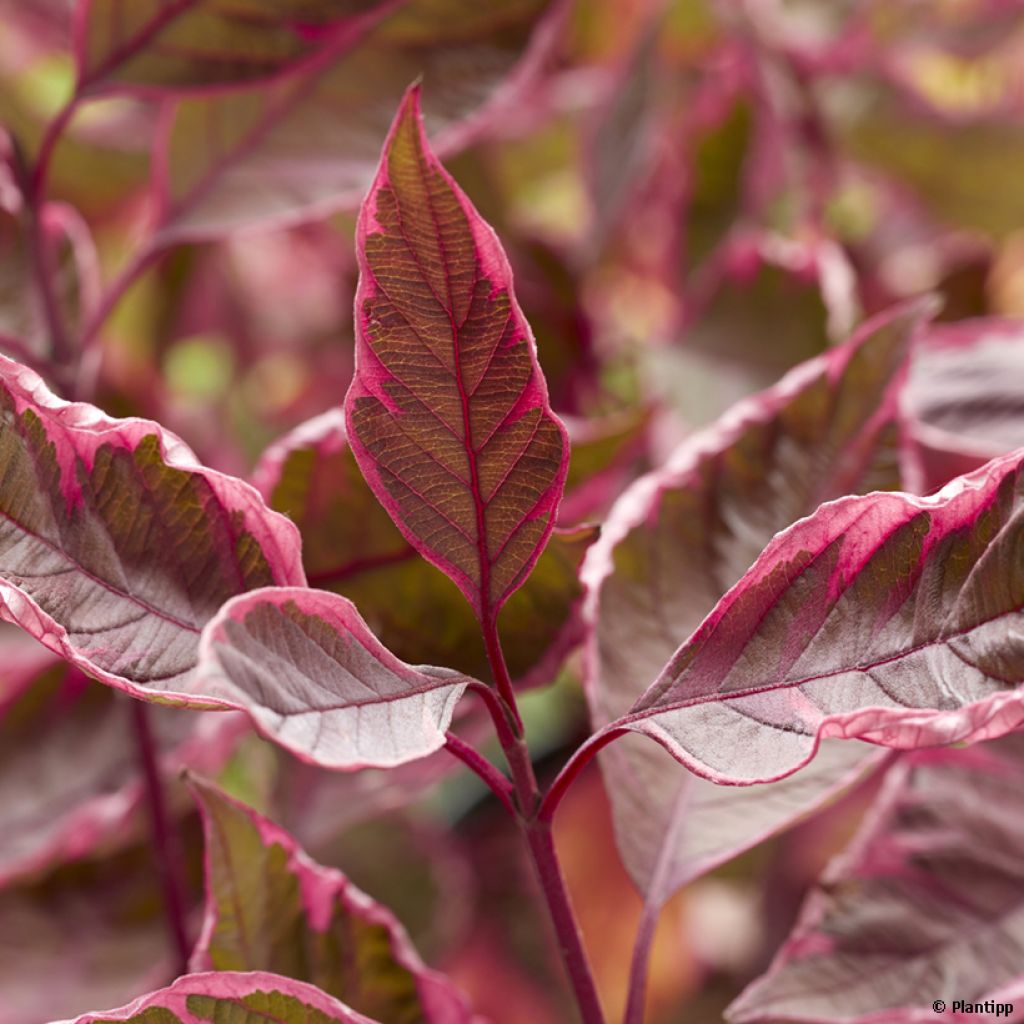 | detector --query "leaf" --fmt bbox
[585,300,925,898]
[609,442,1024,785]
[344,85,570,626]
[75,1,385,95]
[254,409,593,686]
[728,737,1024,1023]
[49,972,381,1024]
[0,640,244,884]
[154,1,558,242]
[188,776,473,1023]
[905,317,1024,493]
[0,355,305,700]
[191,586,472,768]
[2,808,205,1024]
